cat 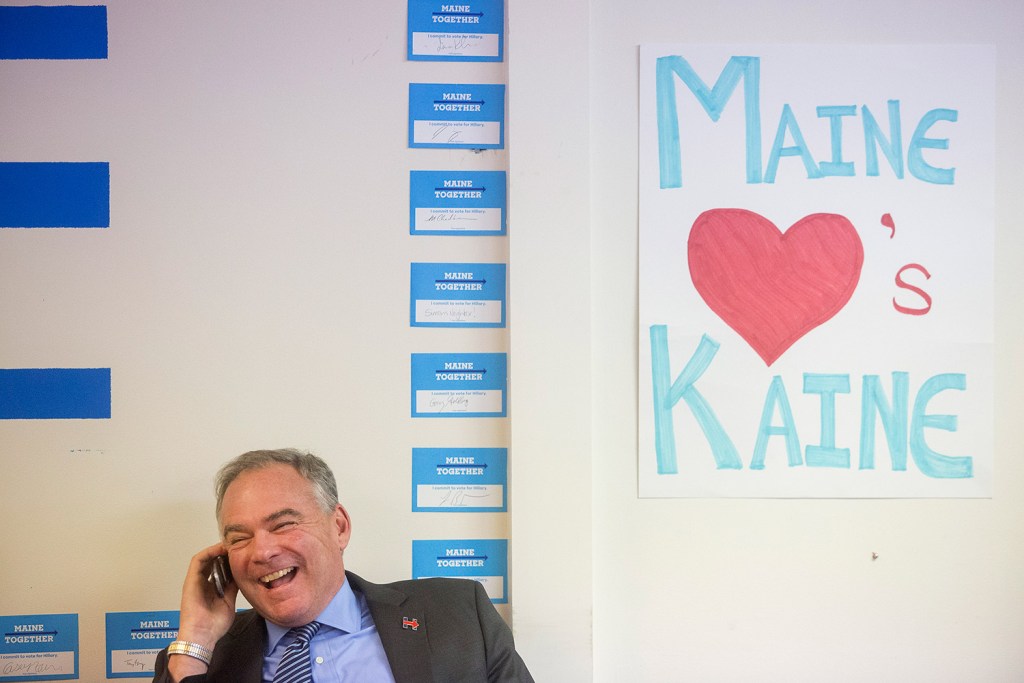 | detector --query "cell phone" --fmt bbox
[207,555,233,598]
